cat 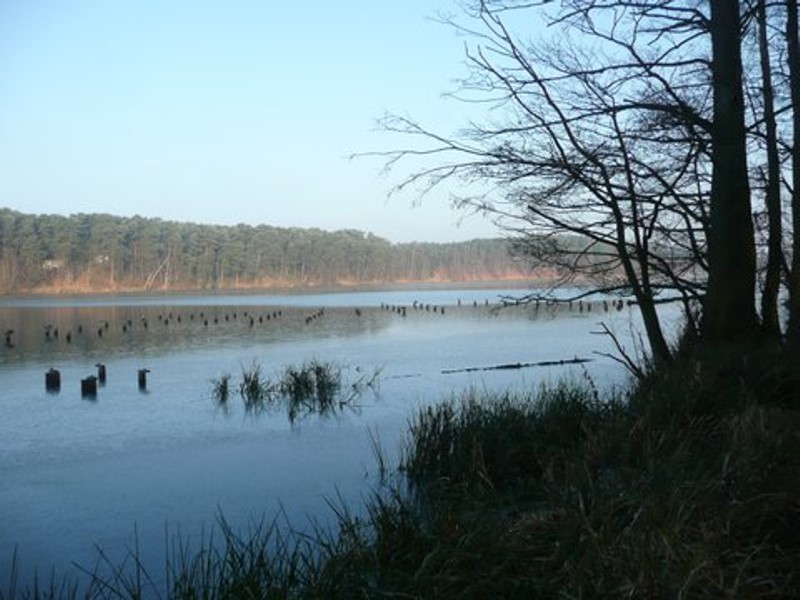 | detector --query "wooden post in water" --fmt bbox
[95,363,106,385]
[81,376,98,399]
[45,368,61,393]
[138,368,150,392]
